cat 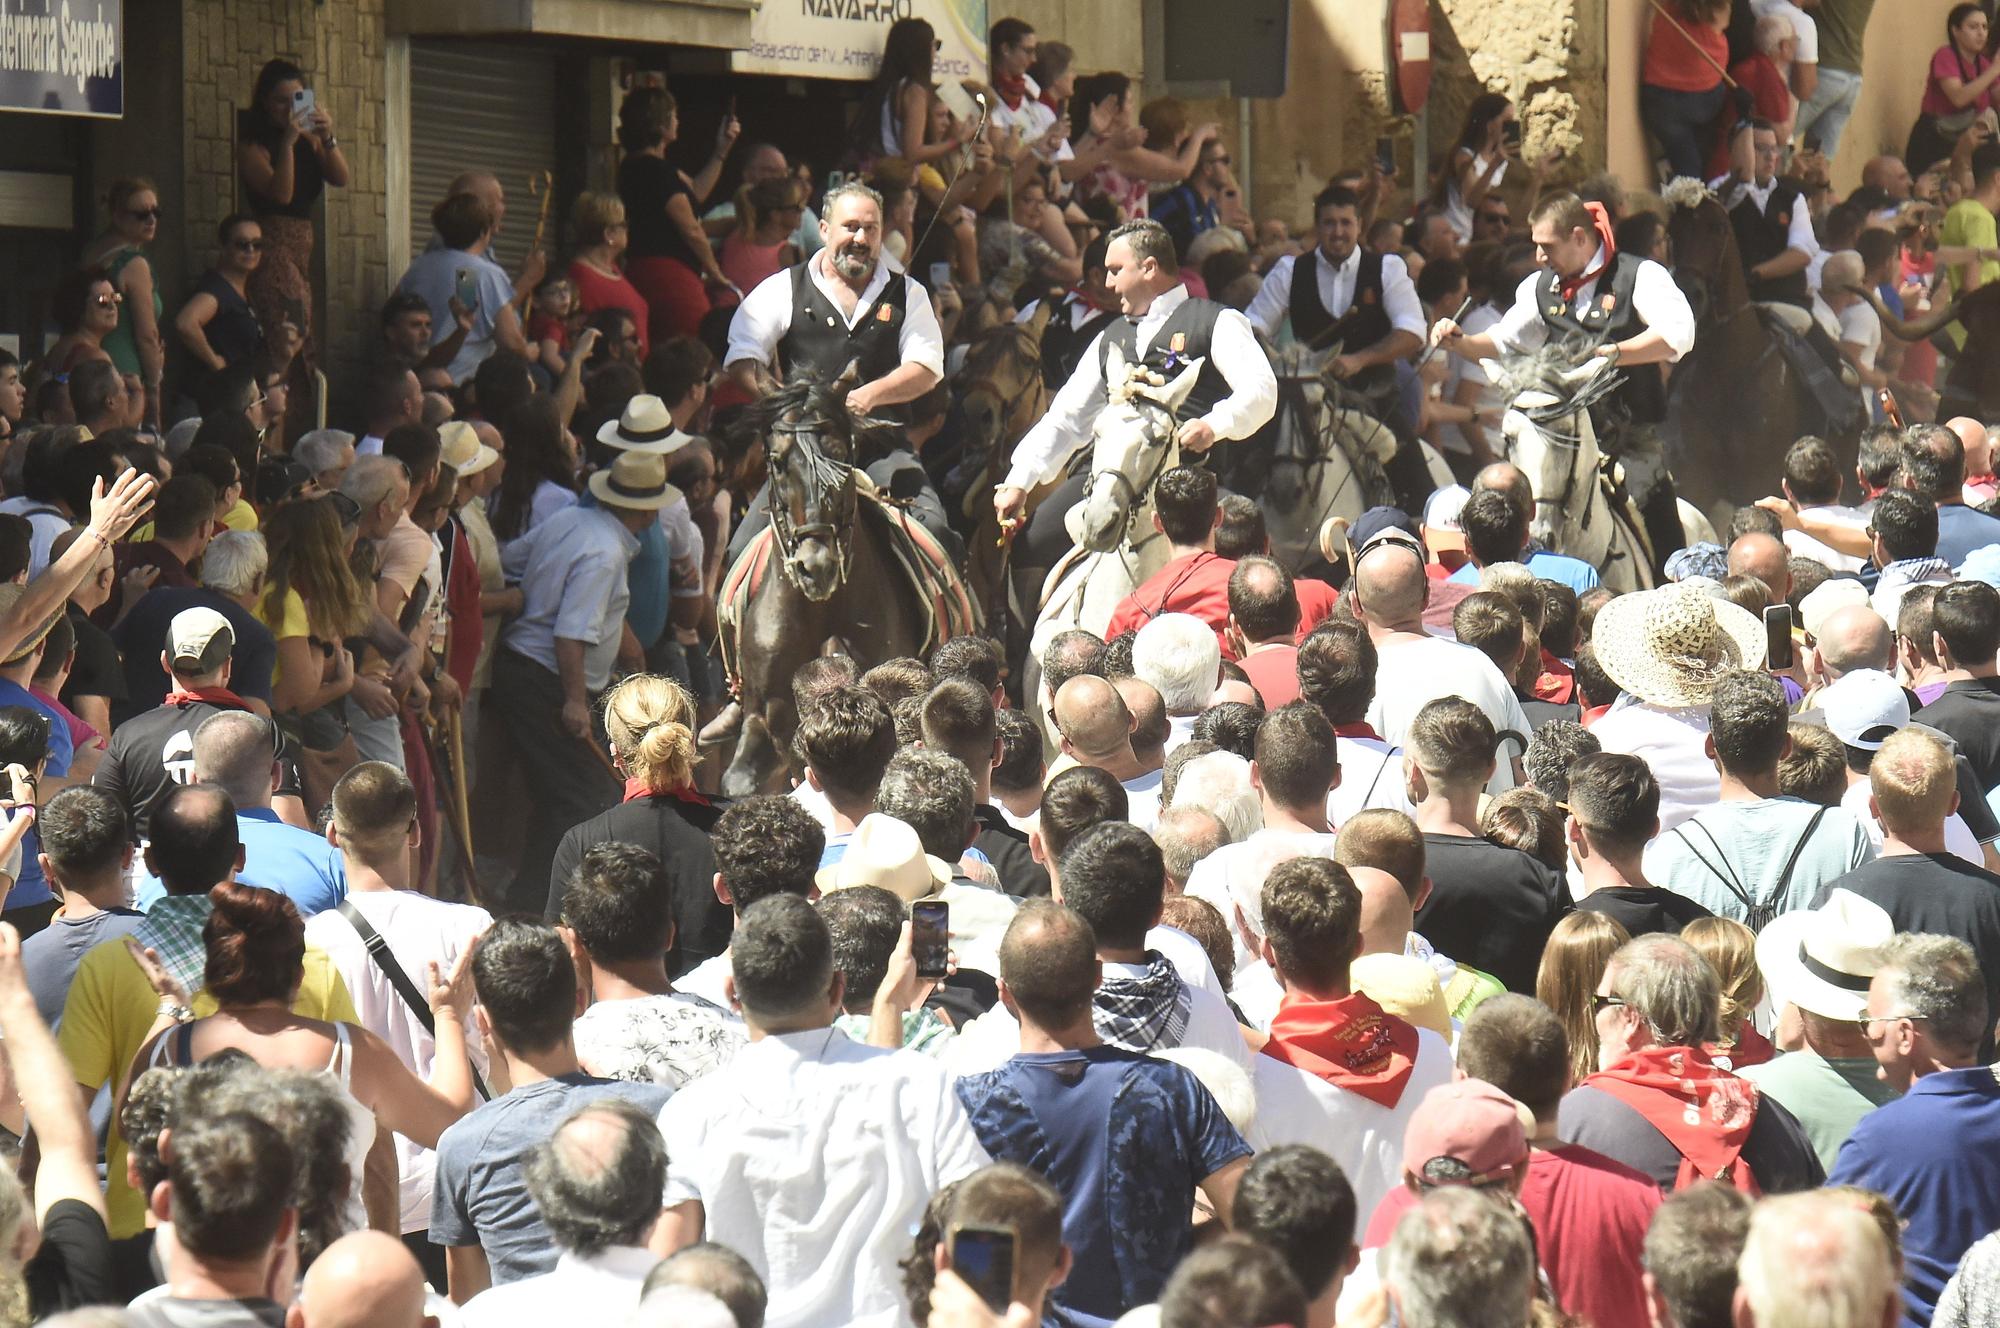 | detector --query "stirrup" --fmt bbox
[698,701,743,749]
